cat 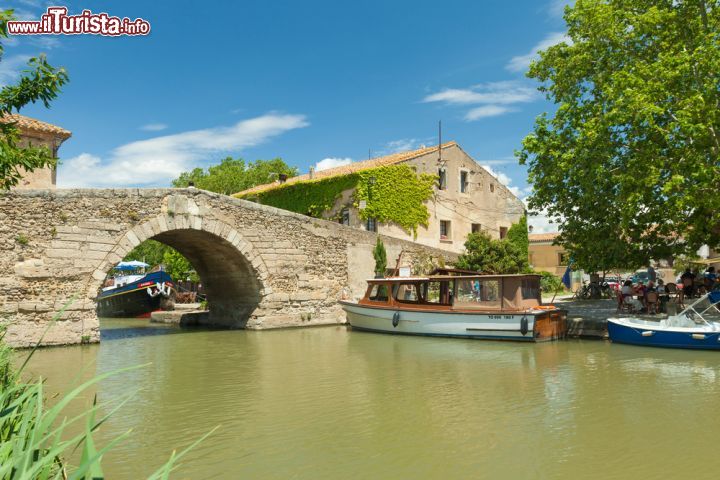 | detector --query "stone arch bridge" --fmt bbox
[0,189,455,347]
